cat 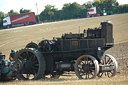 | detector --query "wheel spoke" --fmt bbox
[90,71,94,76]
[105,56,107,64]
[26,69,30,79]
[108,60,113,64]
[33,64,39,67]
[80,72,85,76]
[103,60,105,65]
[32,66,38,70]
[87,57,88,64]
[100,72,104,77]
[88,60,93,64]
[24,51,29,60]
[85,72,87,79]
[106,58,111,64]
[81,61,85,65]
[32,60,38,64]
[99,72,104,77]
[88,71,89,79]
[32,55,35,60]
[107,72,111,78]
[29,53,33,60]
[31,69,36,76]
